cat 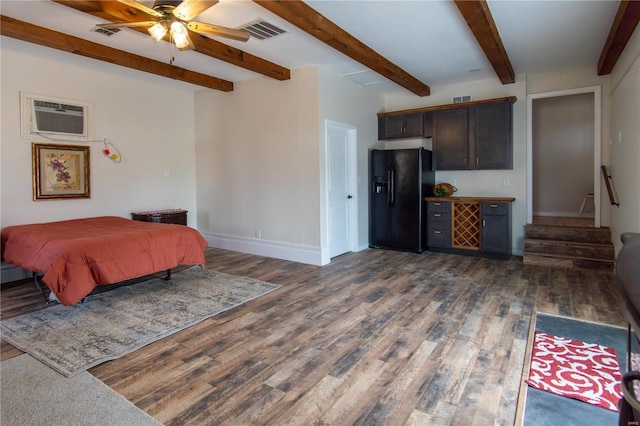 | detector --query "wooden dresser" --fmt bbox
[424,197,515,258]
[131,209,187,225]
